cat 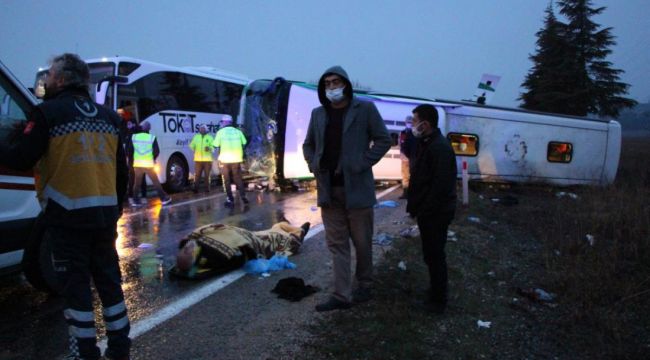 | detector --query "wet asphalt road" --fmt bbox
[0,187,325,360]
